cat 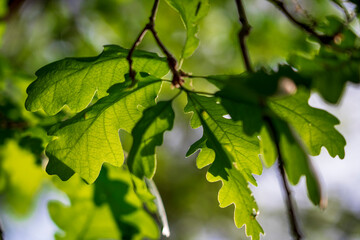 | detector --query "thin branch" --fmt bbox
[268,0,335,44]
[233,6,303,236]
[235,0,253,72]
[126,0,160,83]
[264,116,303,240]
[149,27,183,87]
[126,0,183,87]
[126,25,150,82]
